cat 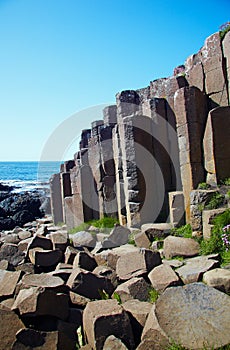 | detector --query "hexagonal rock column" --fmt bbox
[155,283,230,349]
[174,86,207,221]
[223,30,230,104]
[203,106,230,186]
[50,173,63,225]
[83,299,135,350]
